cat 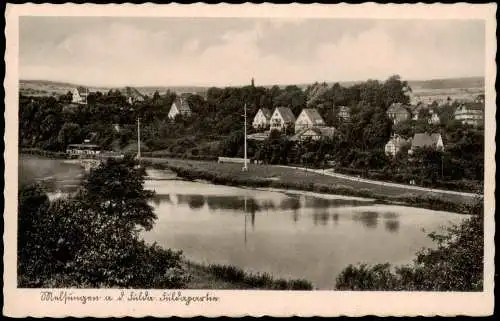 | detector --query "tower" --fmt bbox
[251,77,255,87]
